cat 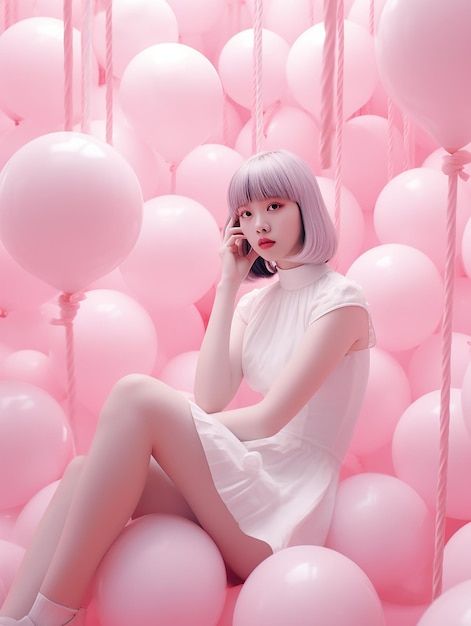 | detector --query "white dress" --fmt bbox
[190,263,375,552]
